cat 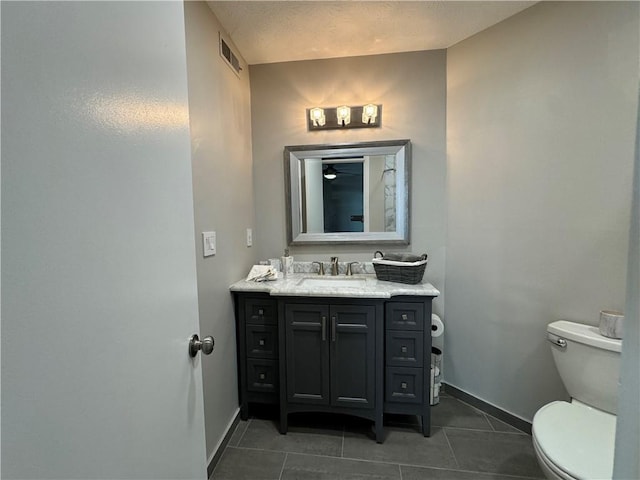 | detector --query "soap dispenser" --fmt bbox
[281,249,294,277]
